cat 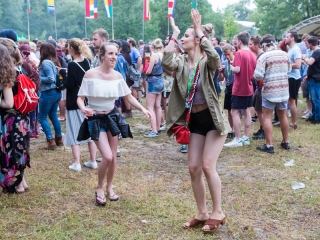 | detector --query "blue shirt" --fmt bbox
[39,60,57,92]
[288,44,302,80]
[114,54,126,80]
[130,48,141,66]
